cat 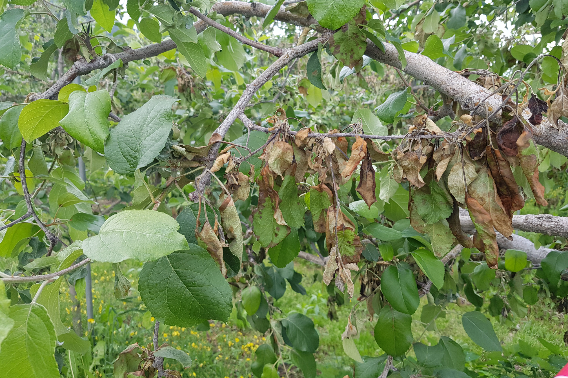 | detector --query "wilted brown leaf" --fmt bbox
[467,126,488,160]
[486,147,524,215]
[325,207,363,265]
[311,183,333,233]
[219,195,243,266]
[447,150,478,205]
[366,139,390,162]
[528,94,548,126]
[262,140,294,178]
[433,141,455,180]
[393,149,429,188]
[468,168,513,237]
[208,132,223,146]
[466,194,499,268]
[342,136,367,179]
[356,152,376,208]
[226,172,250,201]
[198,221,227,276]
[295,127,311,148]
[548,93,568,126]
[497,116,523,156]
[211,152,231,173]
[447,200,473,248]
[516,131,548,206]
